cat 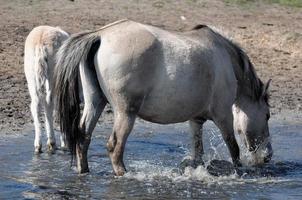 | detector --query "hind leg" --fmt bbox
[76,98,106,173]
[44,79,57,153]
[45,83,67,151]
[107,110,136,176]
[30,92,43,154]
[25,60,43,153]
[76,61,106,173]
[59,134,67,151]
